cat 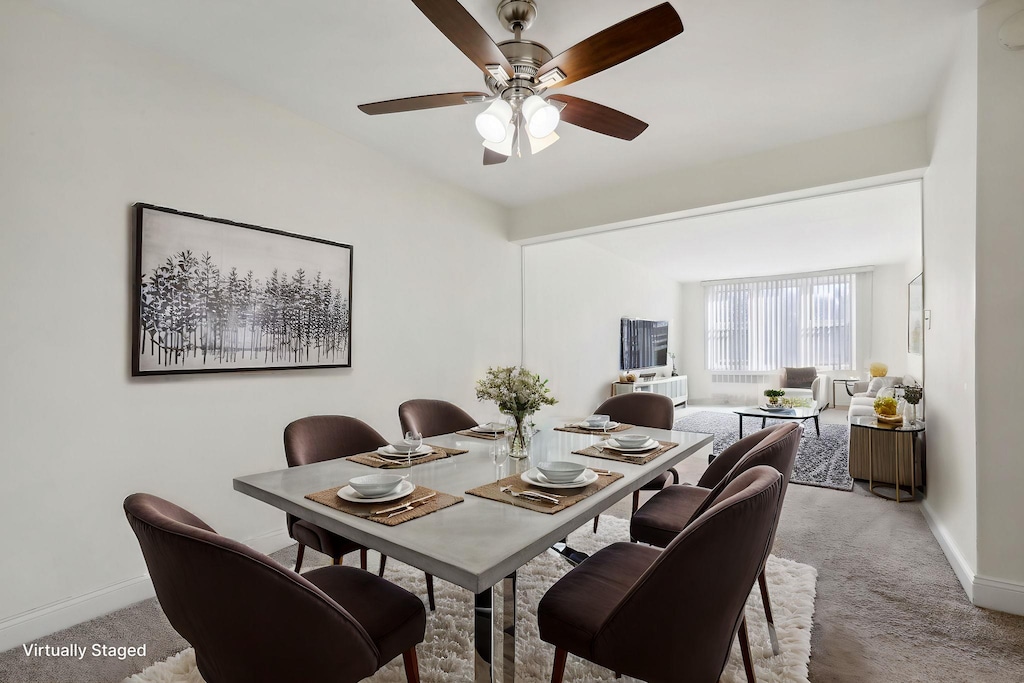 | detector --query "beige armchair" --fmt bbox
[778,367,821,405]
